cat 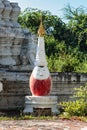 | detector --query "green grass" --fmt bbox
[59,113,87,122]
[0,115,59,121]
[0,110,87,122]
[0,114,87,123]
